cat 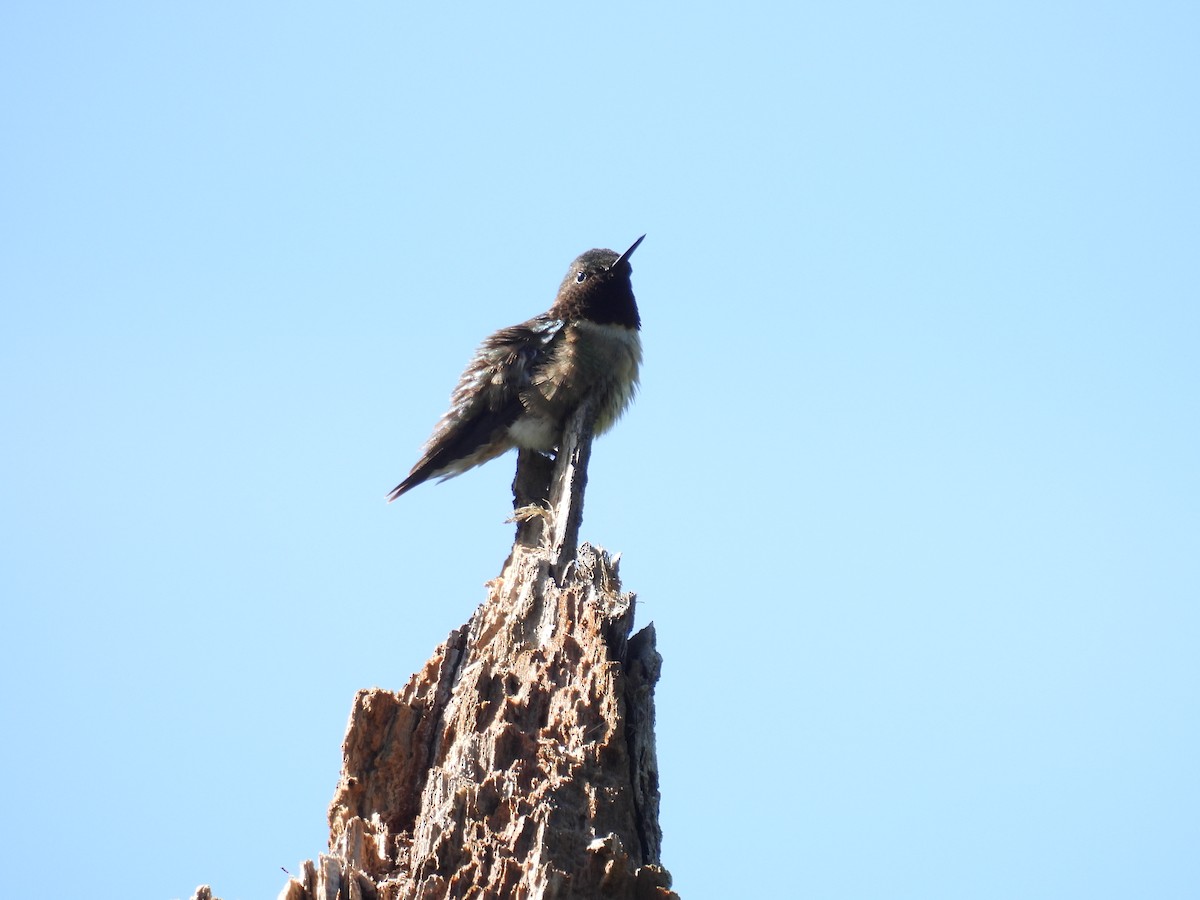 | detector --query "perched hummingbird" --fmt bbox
[387,235,645,502]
